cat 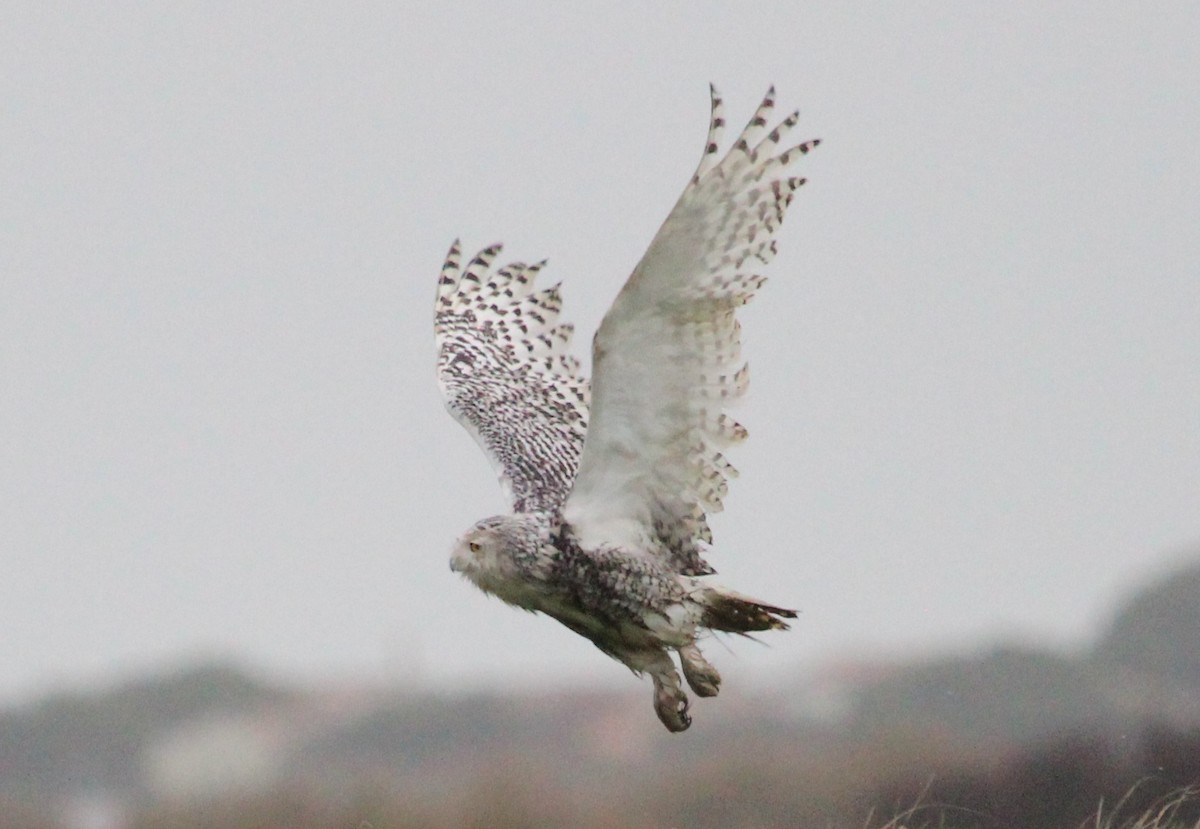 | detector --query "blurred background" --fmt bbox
[2,3,1198,827]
